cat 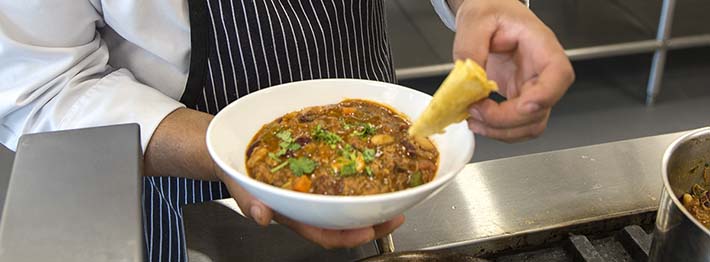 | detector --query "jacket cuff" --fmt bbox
[431,0,457,31]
